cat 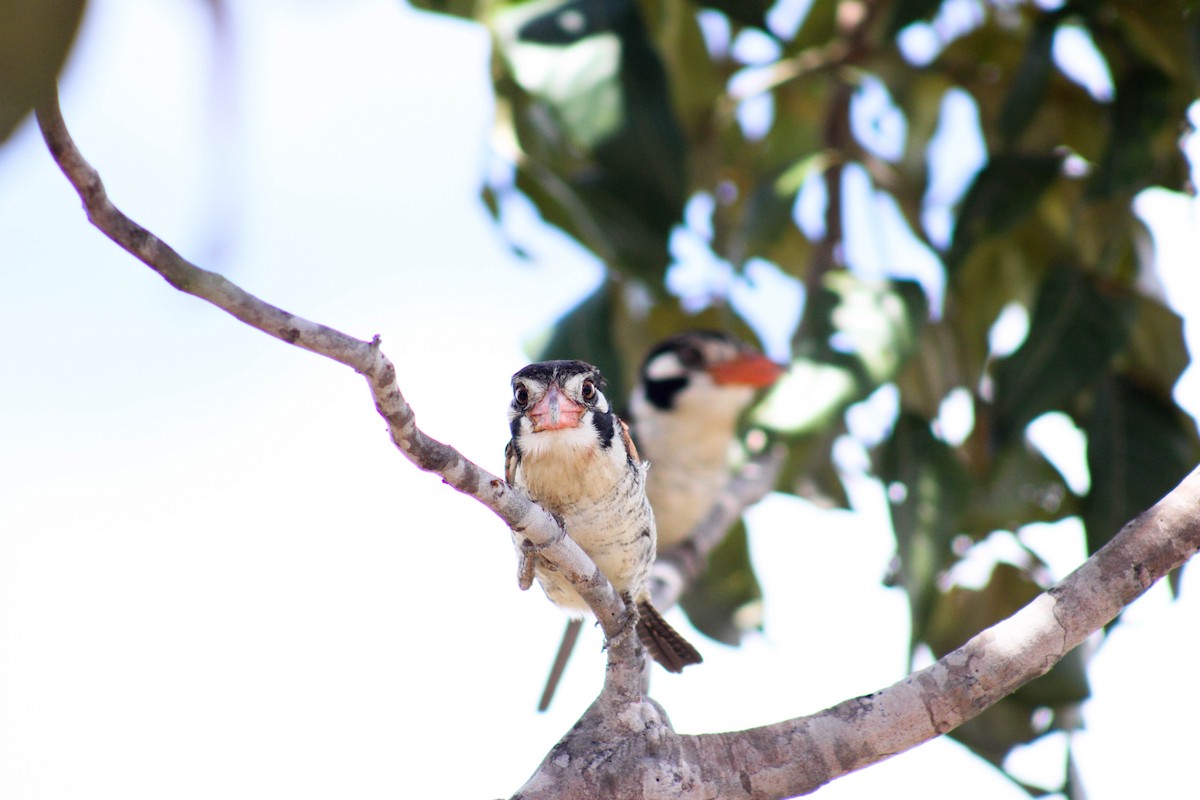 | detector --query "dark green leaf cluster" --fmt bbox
[414,0,1199,788]
[0,0,86,143]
